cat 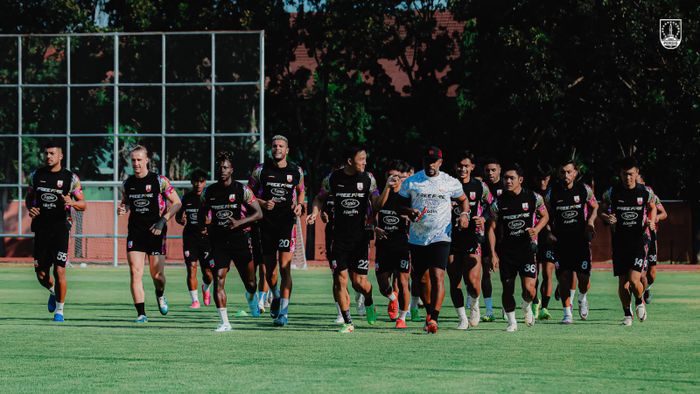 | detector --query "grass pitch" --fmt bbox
[0,266,699,393]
